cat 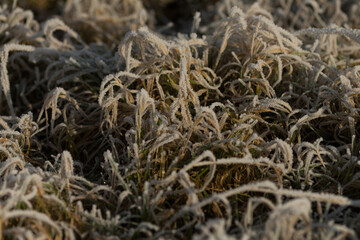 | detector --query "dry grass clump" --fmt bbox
[1,0,360,239]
